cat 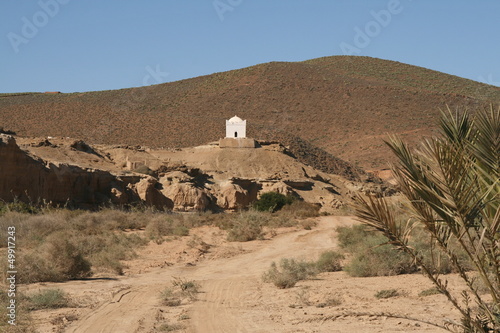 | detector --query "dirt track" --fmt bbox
[29,216,460,332]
